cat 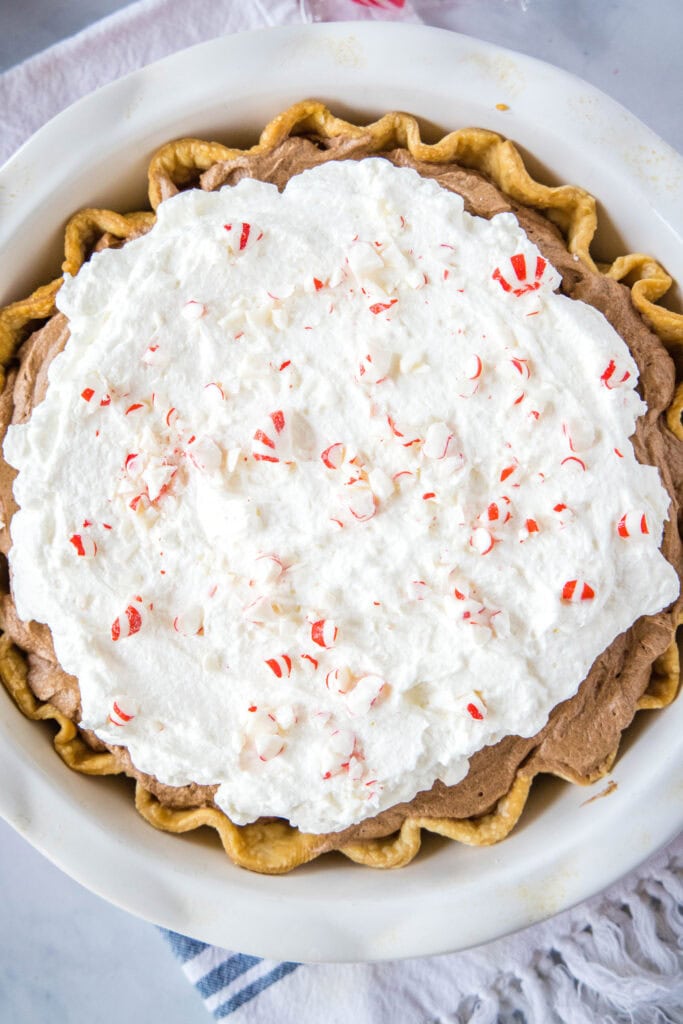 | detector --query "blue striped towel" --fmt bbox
[162,931,300,1020]
[160,838,683,1023]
